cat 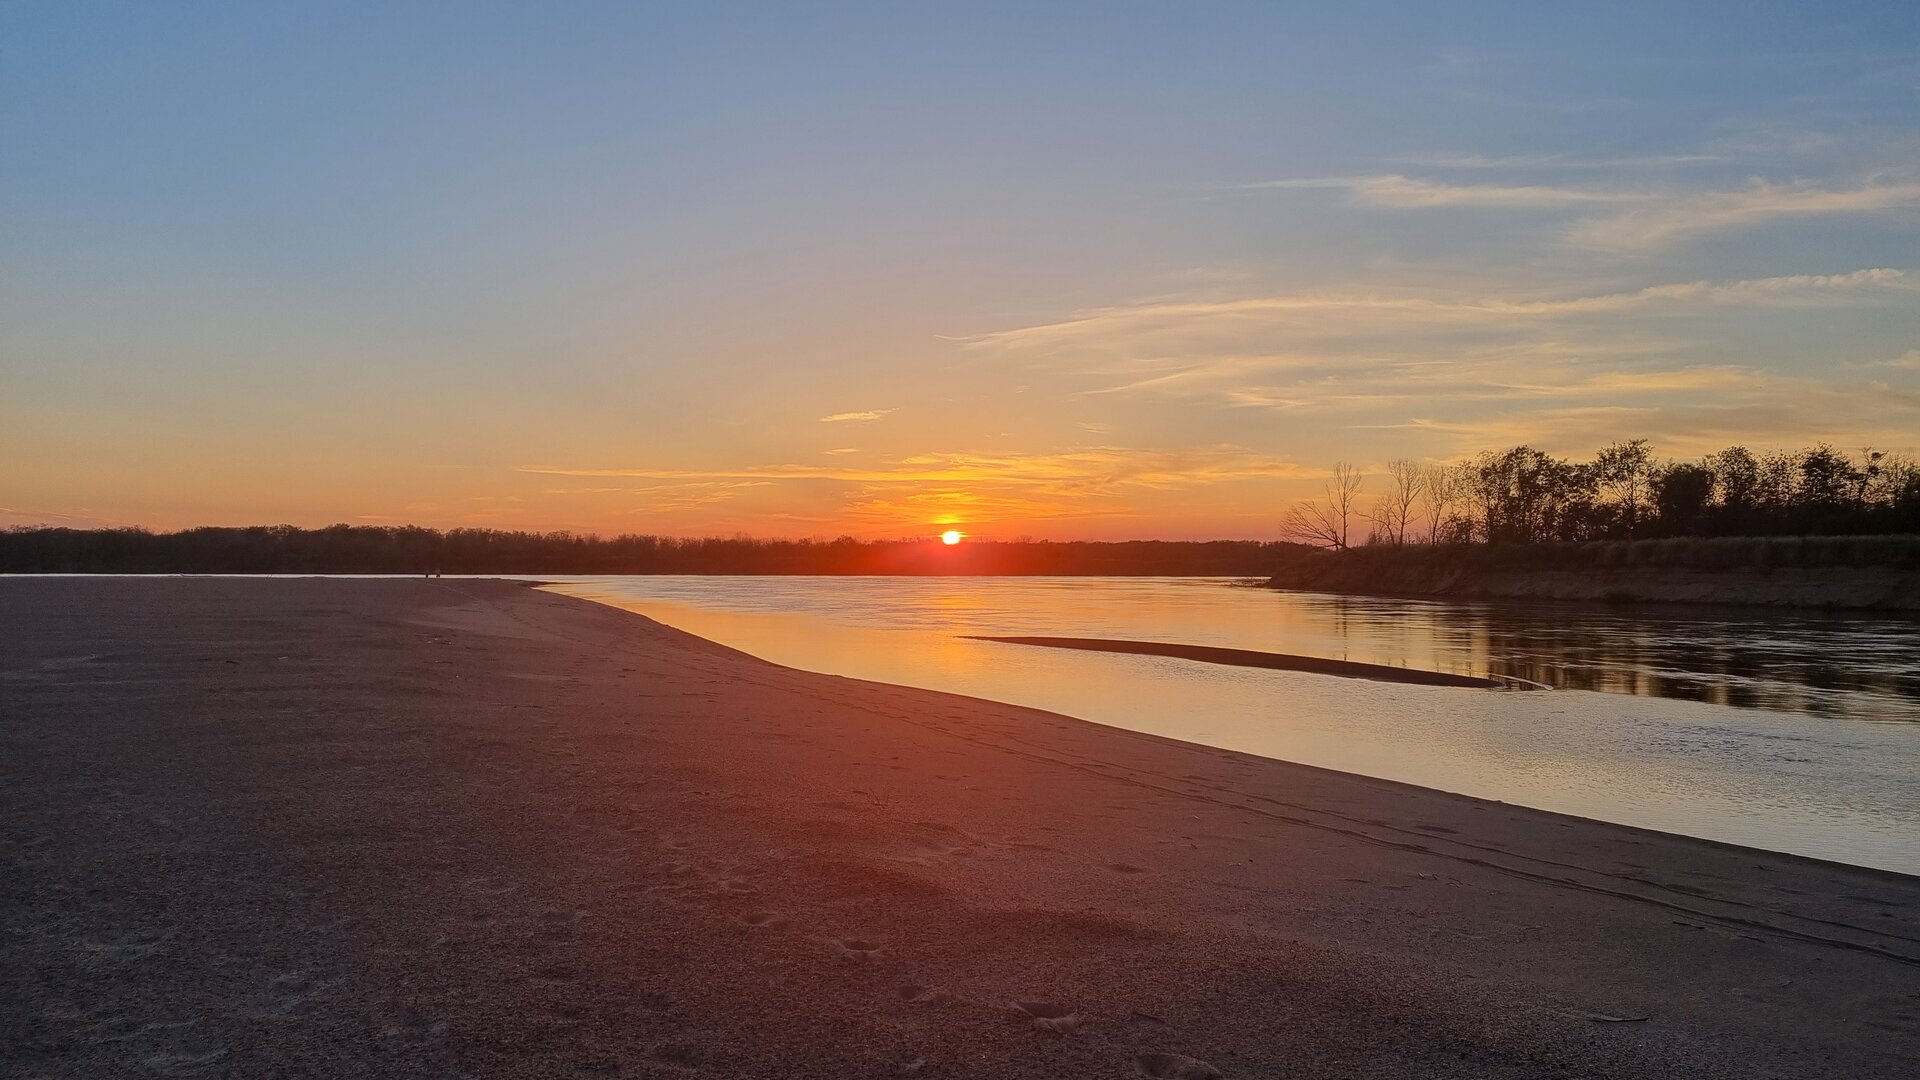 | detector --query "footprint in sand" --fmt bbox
[1011,1000,1081,1034]
[1108,863,1148,874]
[899,984,954,1006]
[1135,1051,1223,1079]
[739,911,790,930]
[831,937,883,961]
[268,972,314,1015]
